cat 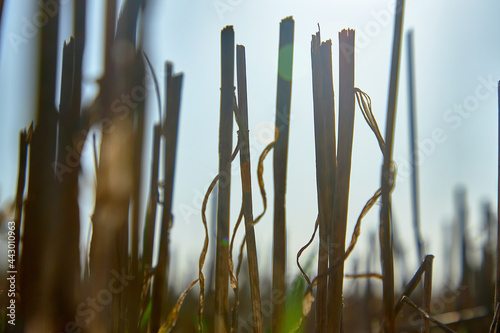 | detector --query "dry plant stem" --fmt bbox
[236,44,264,333]
[490,303,500,333]
[401,297,456,333]
[273,17,294,332]
[55,40,82,330]
[422,255,434,333]
[130,56,146,333]
[394,255,434,316]
[310,31,332,332]
[159,279,200,333]
[319,39,337,333]
[144,124,161,270]
[215,25,235,333]
[406,30,424,263]
[151,64,183,332]
[345,273,383,280]
[13,126,31,272]
[20,0,60,329]
[297,218,319,286]
[330,28,356,333]
[380,1,405,331]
